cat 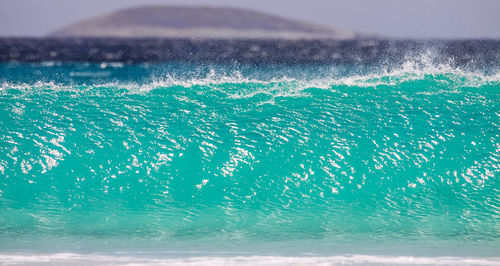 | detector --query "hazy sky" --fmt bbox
[1,0,499,39]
